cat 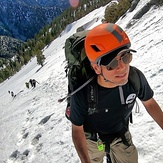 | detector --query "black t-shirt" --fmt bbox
[69,67,153,134]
